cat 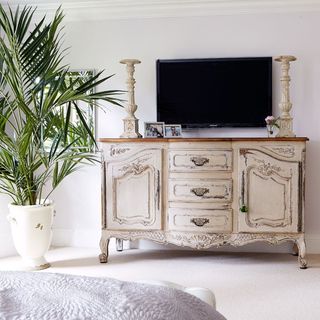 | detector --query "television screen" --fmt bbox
[156,57,272,128]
